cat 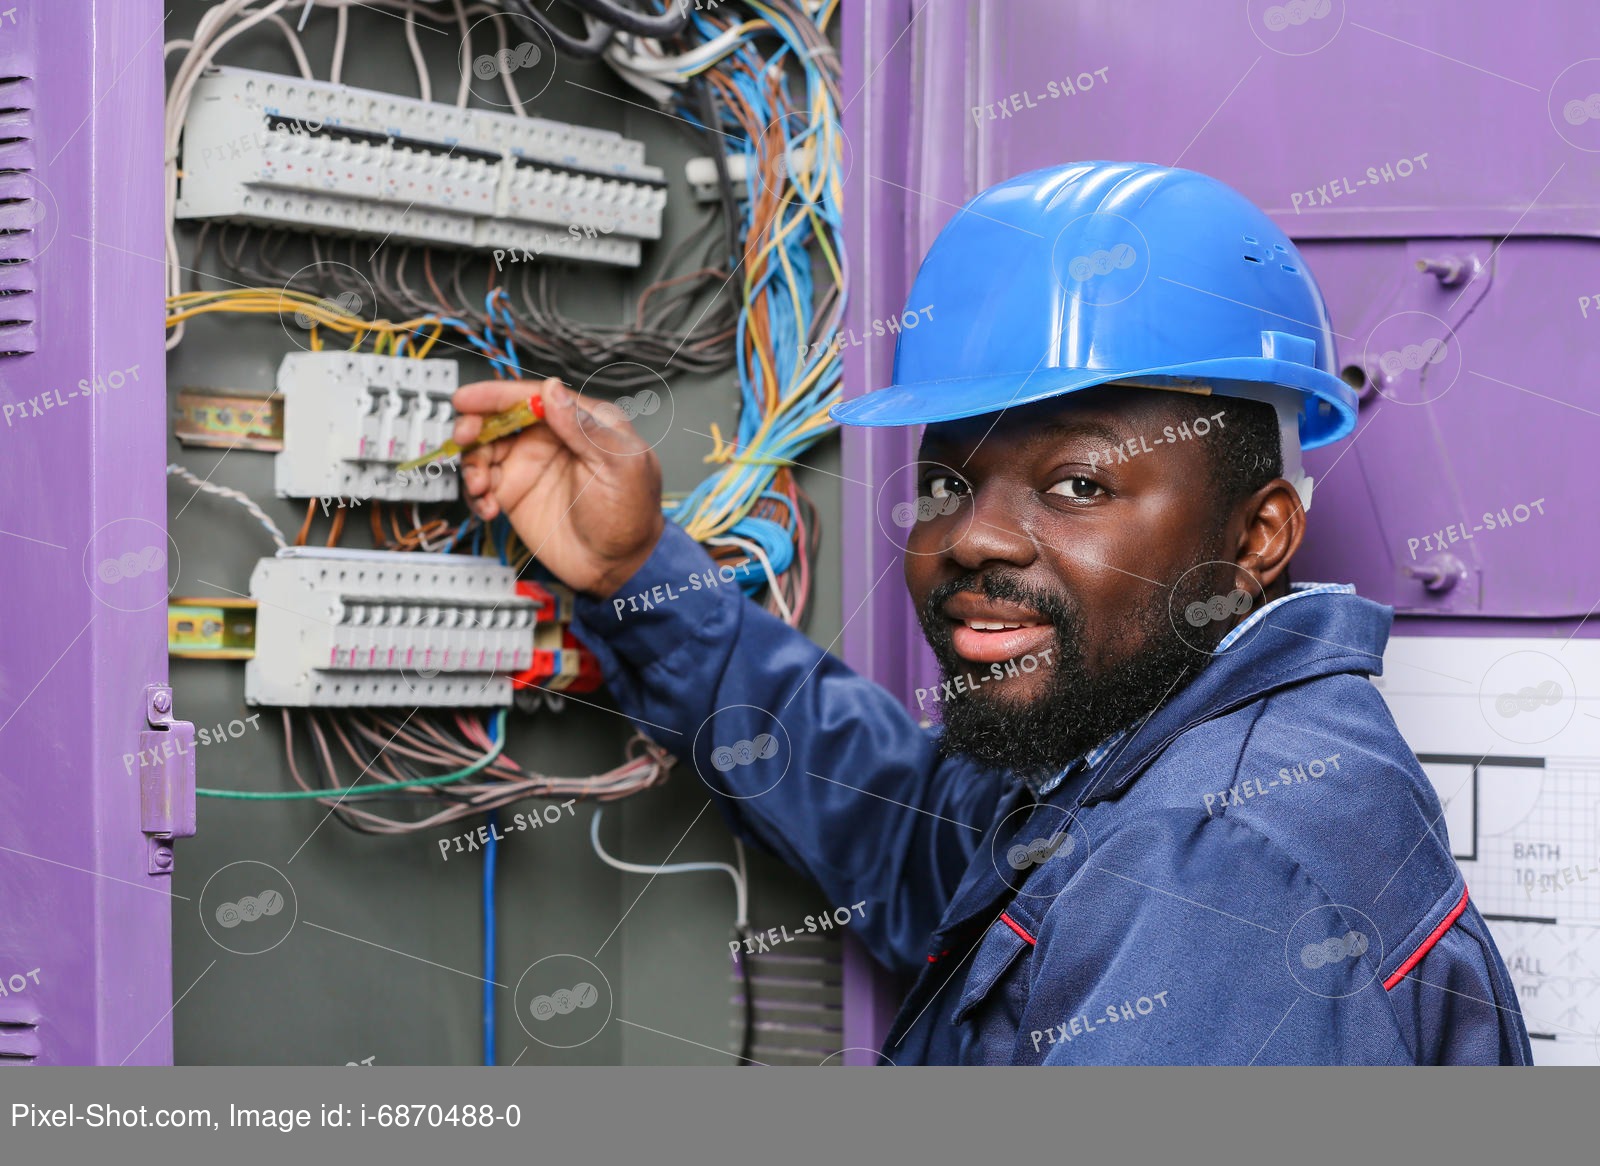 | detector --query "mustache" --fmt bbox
[922,571,1080,629]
